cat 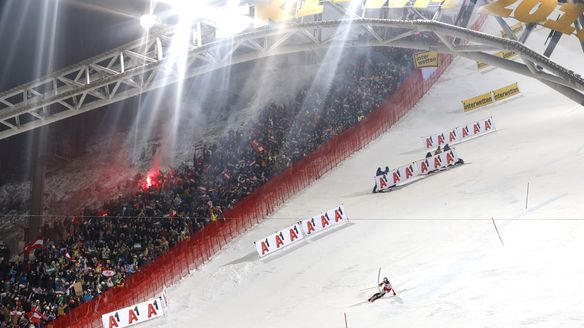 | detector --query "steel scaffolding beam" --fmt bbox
[0,17,582,140]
